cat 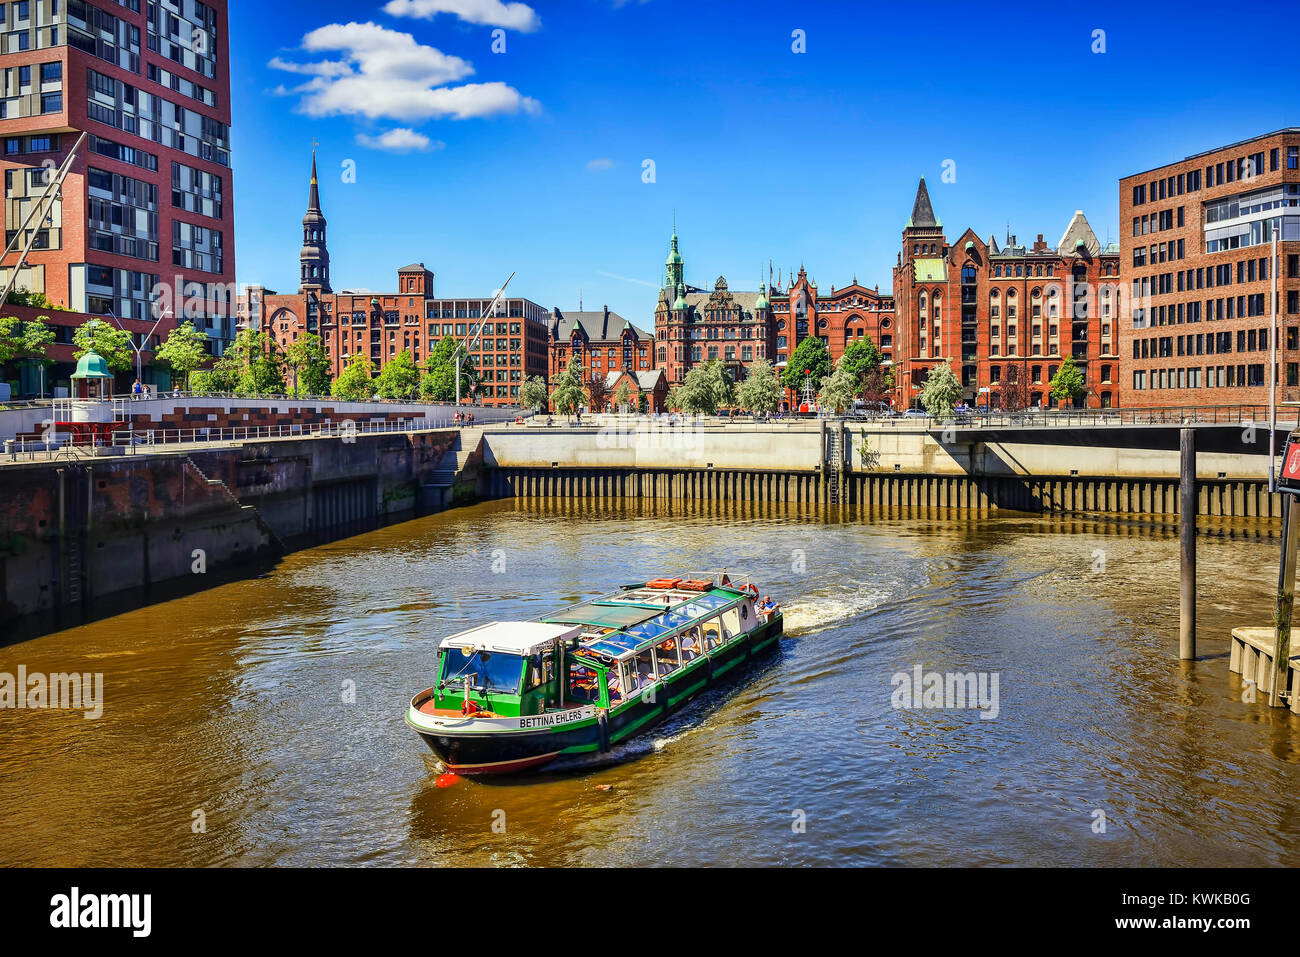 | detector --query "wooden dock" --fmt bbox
[1229,627,1300,711]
